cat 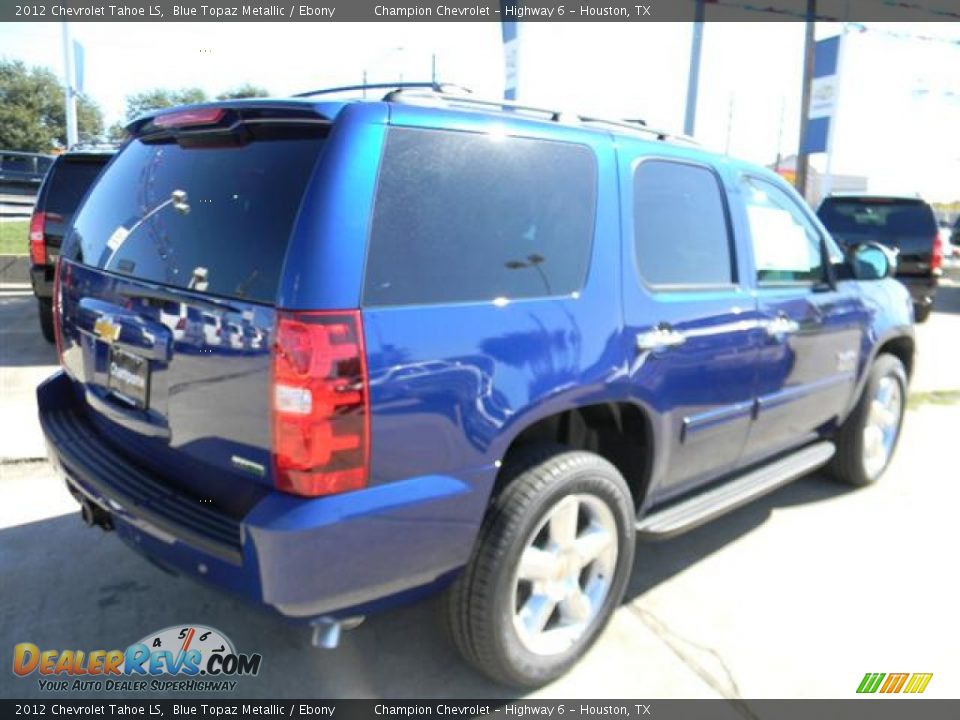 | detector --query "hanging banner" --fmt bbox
[802,34,842,154]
